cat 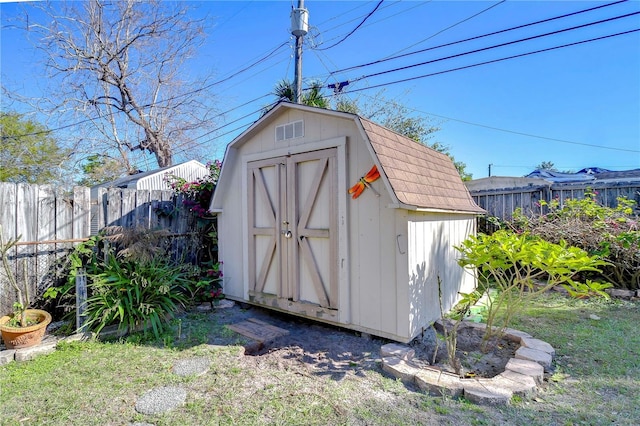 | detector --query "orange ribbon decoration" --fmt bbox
[348,165,381,199]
